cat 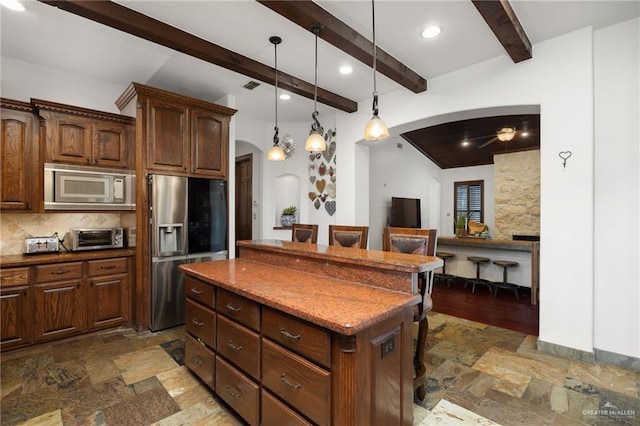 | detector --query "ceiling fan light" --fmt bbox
[305,131,326,151]
[267,143,286,161]
[364,115,389,140]
[497,126,516,142]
